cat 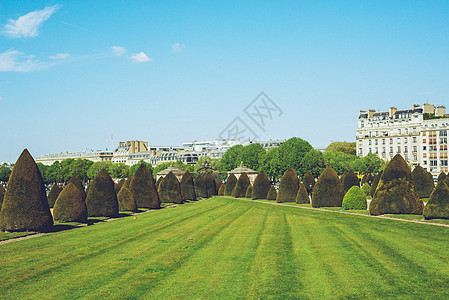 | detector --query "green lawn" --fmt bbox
[1,196,449,299]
